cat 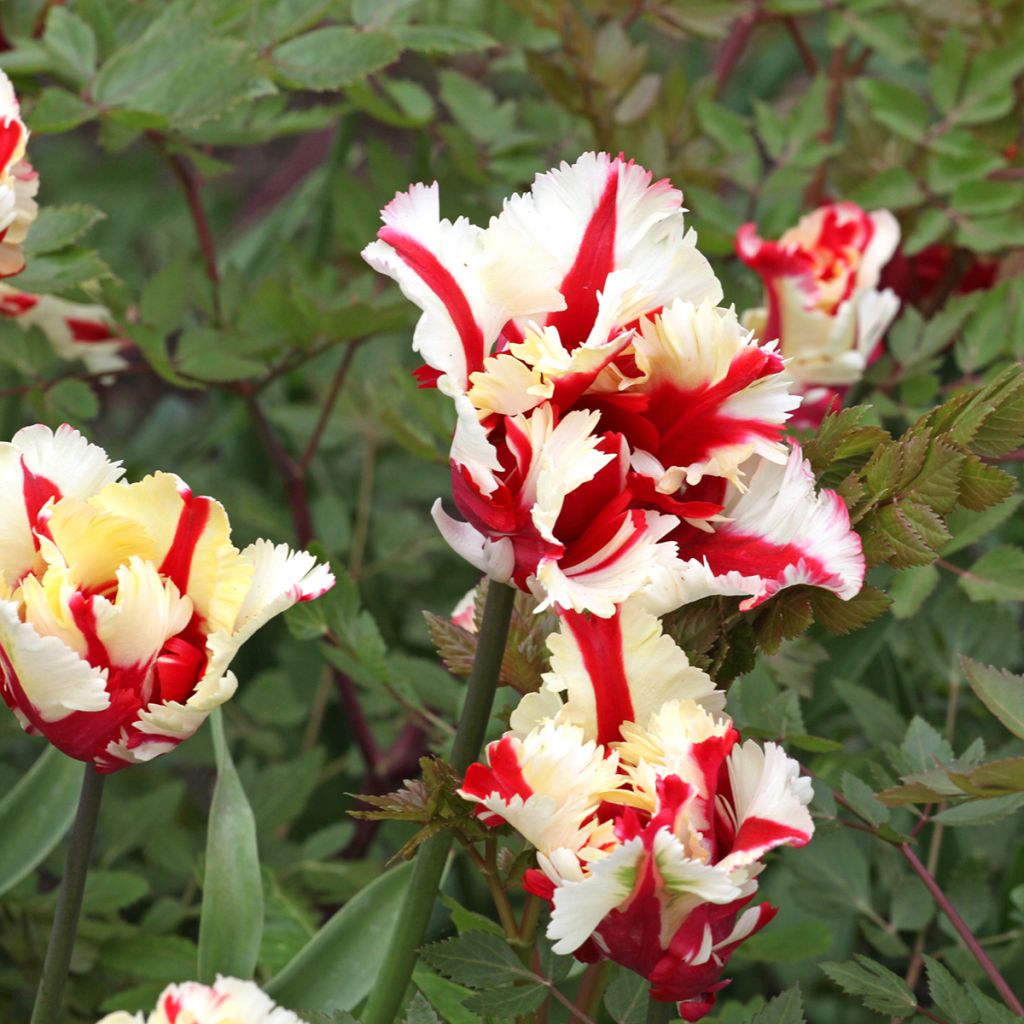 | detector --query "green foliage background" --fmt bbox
[0,1,1022,1022]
